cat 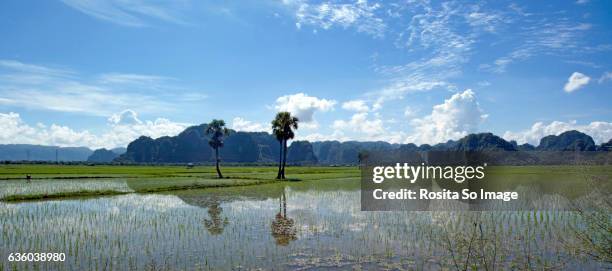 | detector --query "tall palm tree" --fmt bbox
[271,112,299,179]
[205,119,230,178]
[272,121,284,179]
